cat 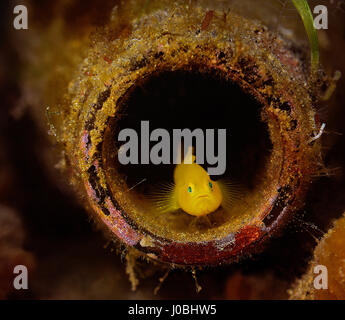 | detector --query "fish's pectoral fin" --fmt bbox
[148,182,179,214]
[218,178,243,212]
